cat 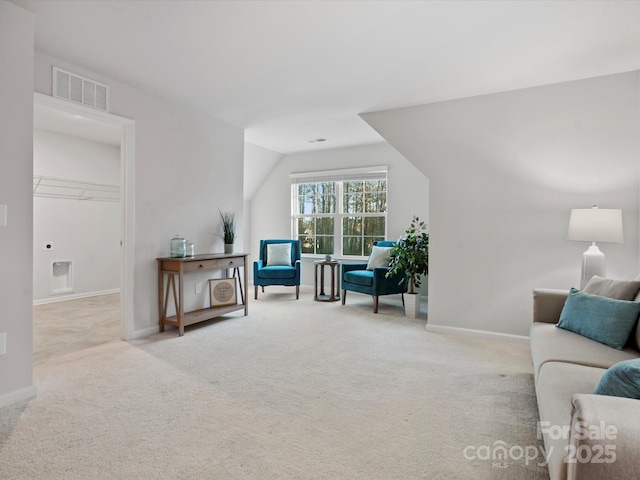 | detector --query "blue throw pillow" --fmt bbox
[594,359,640,398]
[556,288,640,350]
